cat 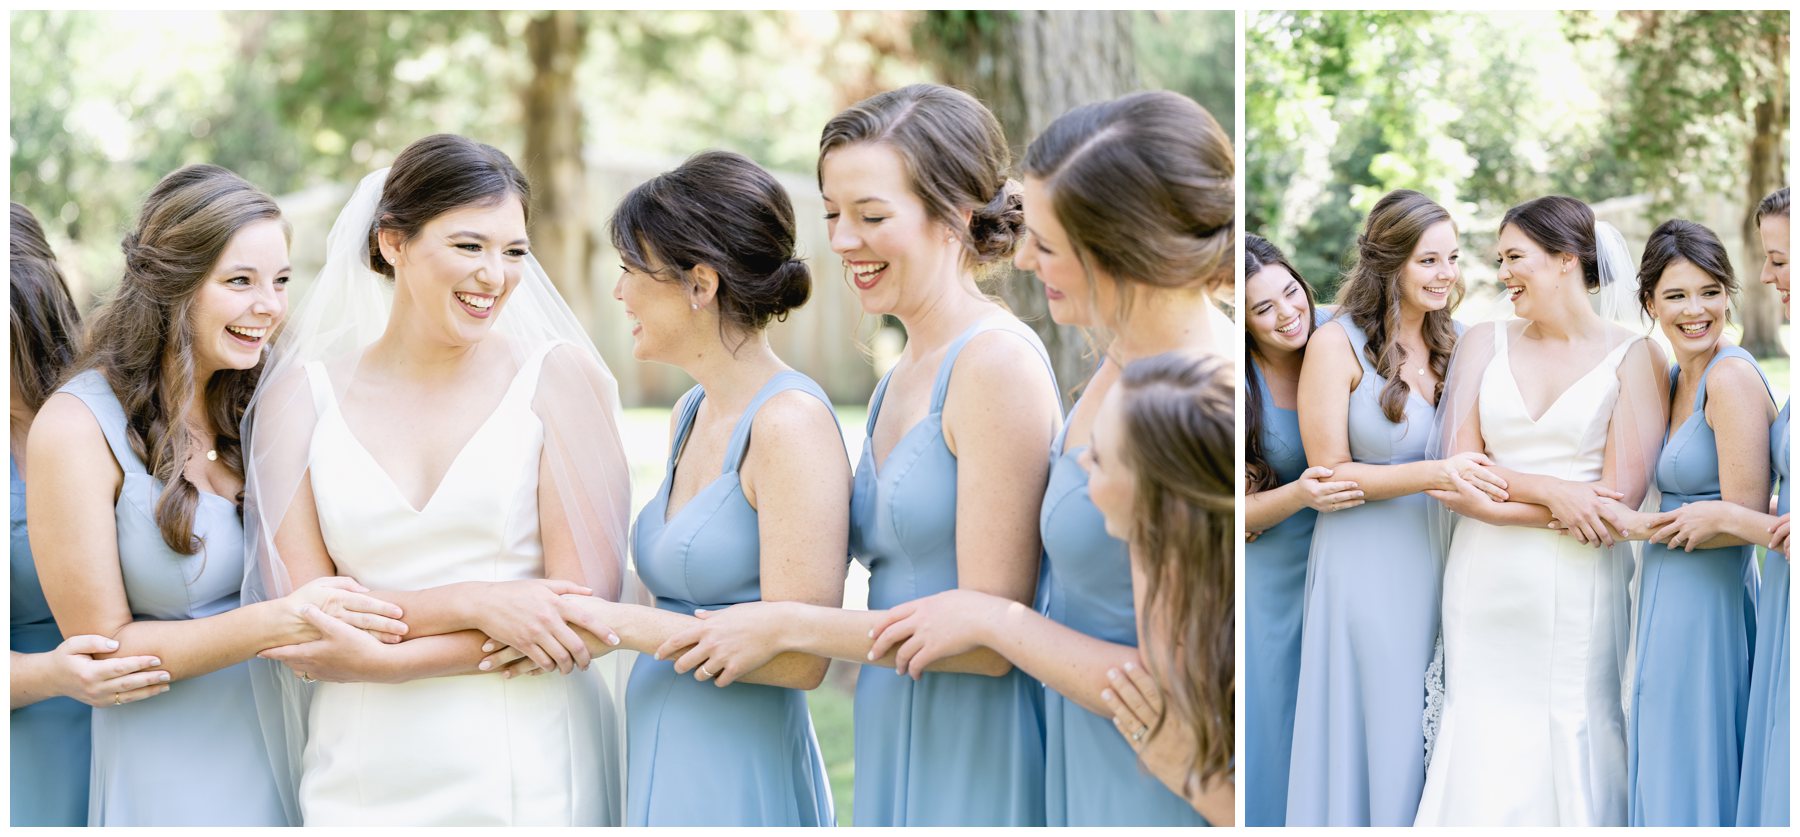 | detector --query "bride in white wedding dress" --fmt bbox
[240,135,633,825]
[1415,197,1666,826]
